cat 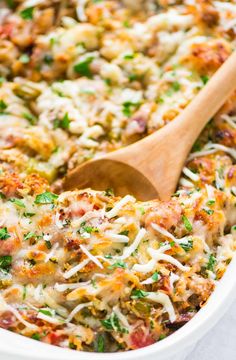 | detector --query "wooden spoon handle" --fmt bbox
[107,50,236,201]
[168,50,236,141]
